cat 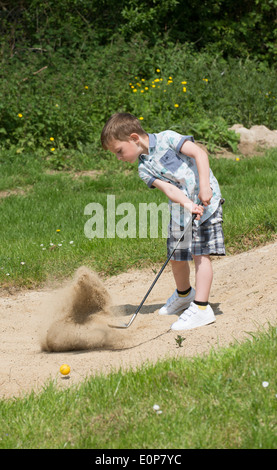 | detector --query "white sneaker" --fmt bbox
[170,302,215,331]
[159,288,195,315]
